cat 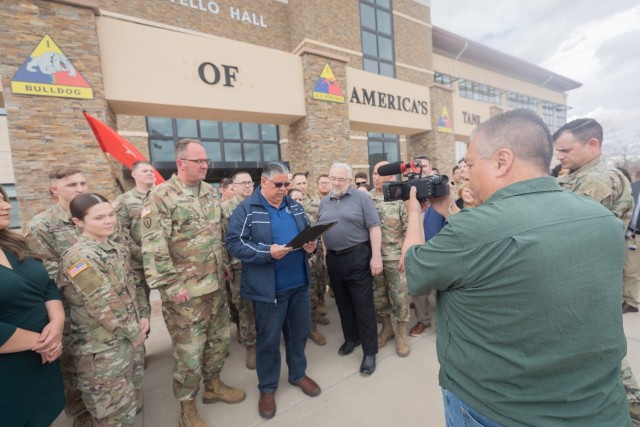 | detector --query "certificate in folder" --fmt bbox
[286,220,339,249]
